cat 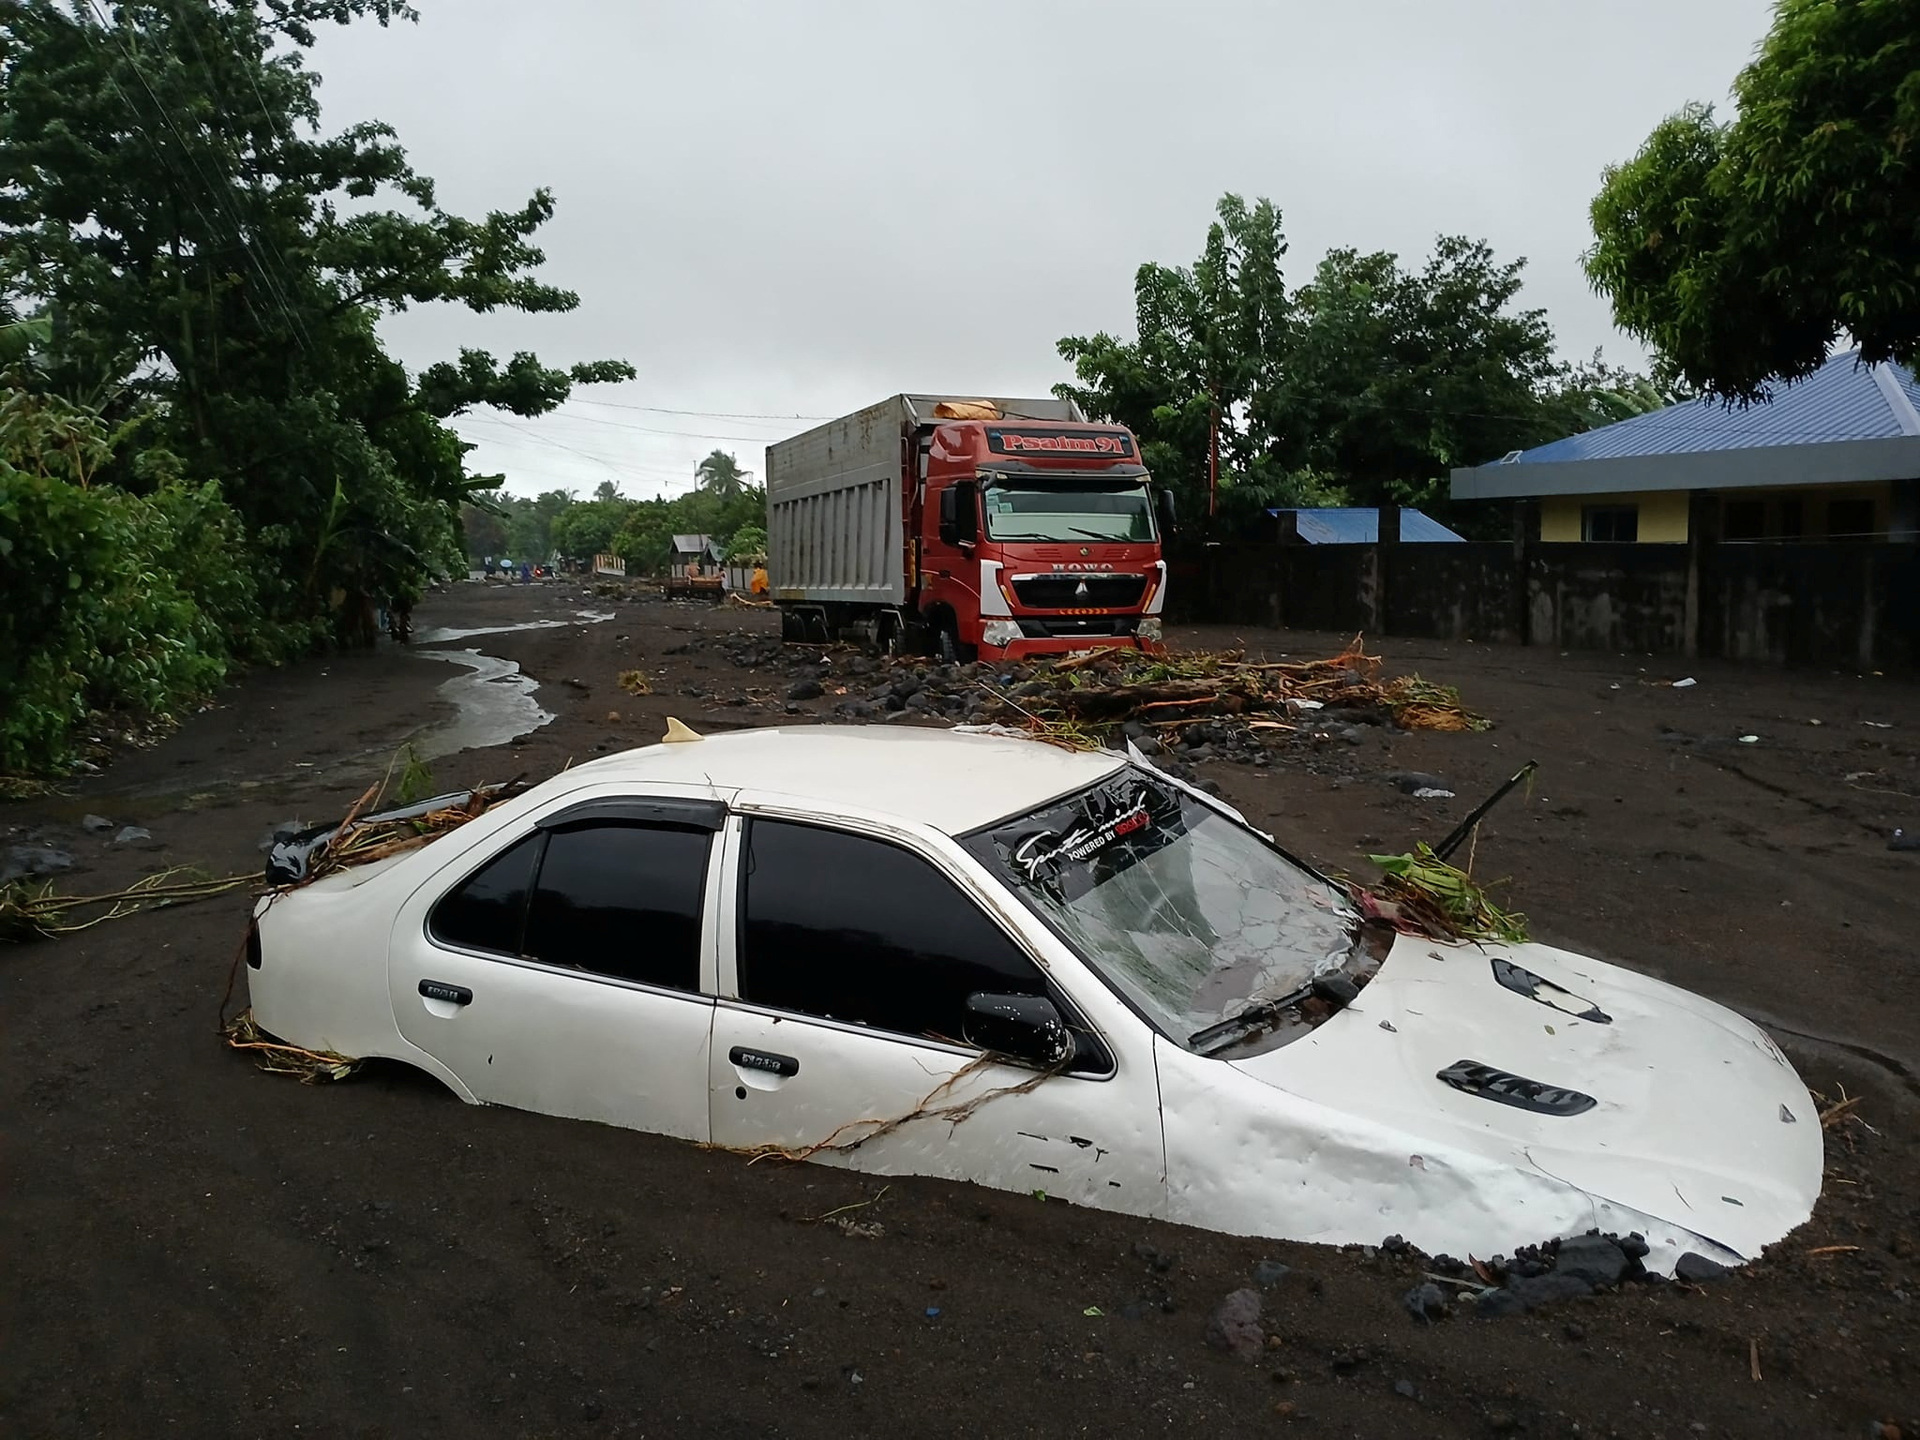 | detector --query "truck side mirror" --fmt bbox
[938,487,958,546]
[1157,488,1177,537]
